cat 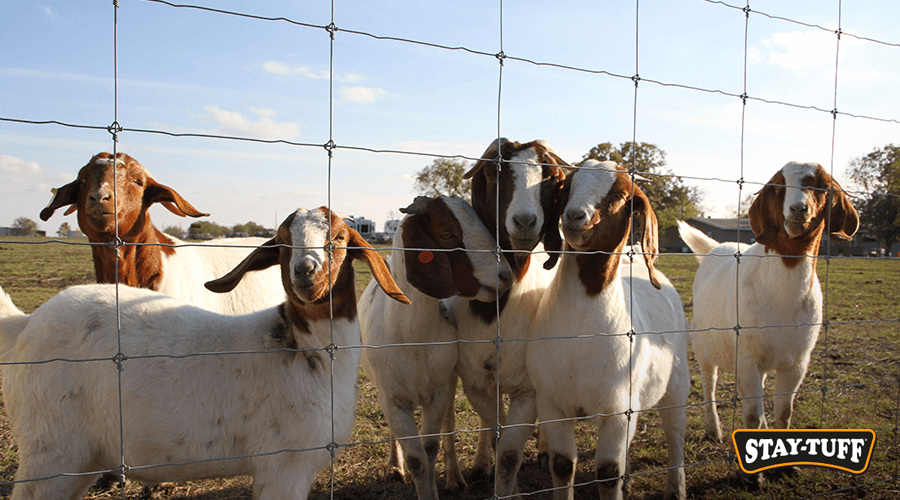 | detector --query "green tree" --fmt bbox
[231,221,267,236]
[189,221,229,238]
[846,144,900,251]
[163,226,184,238]
[579,142,701,231]
[57,222,72,237]
[413,158,471,199]
[12,217,39,236]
